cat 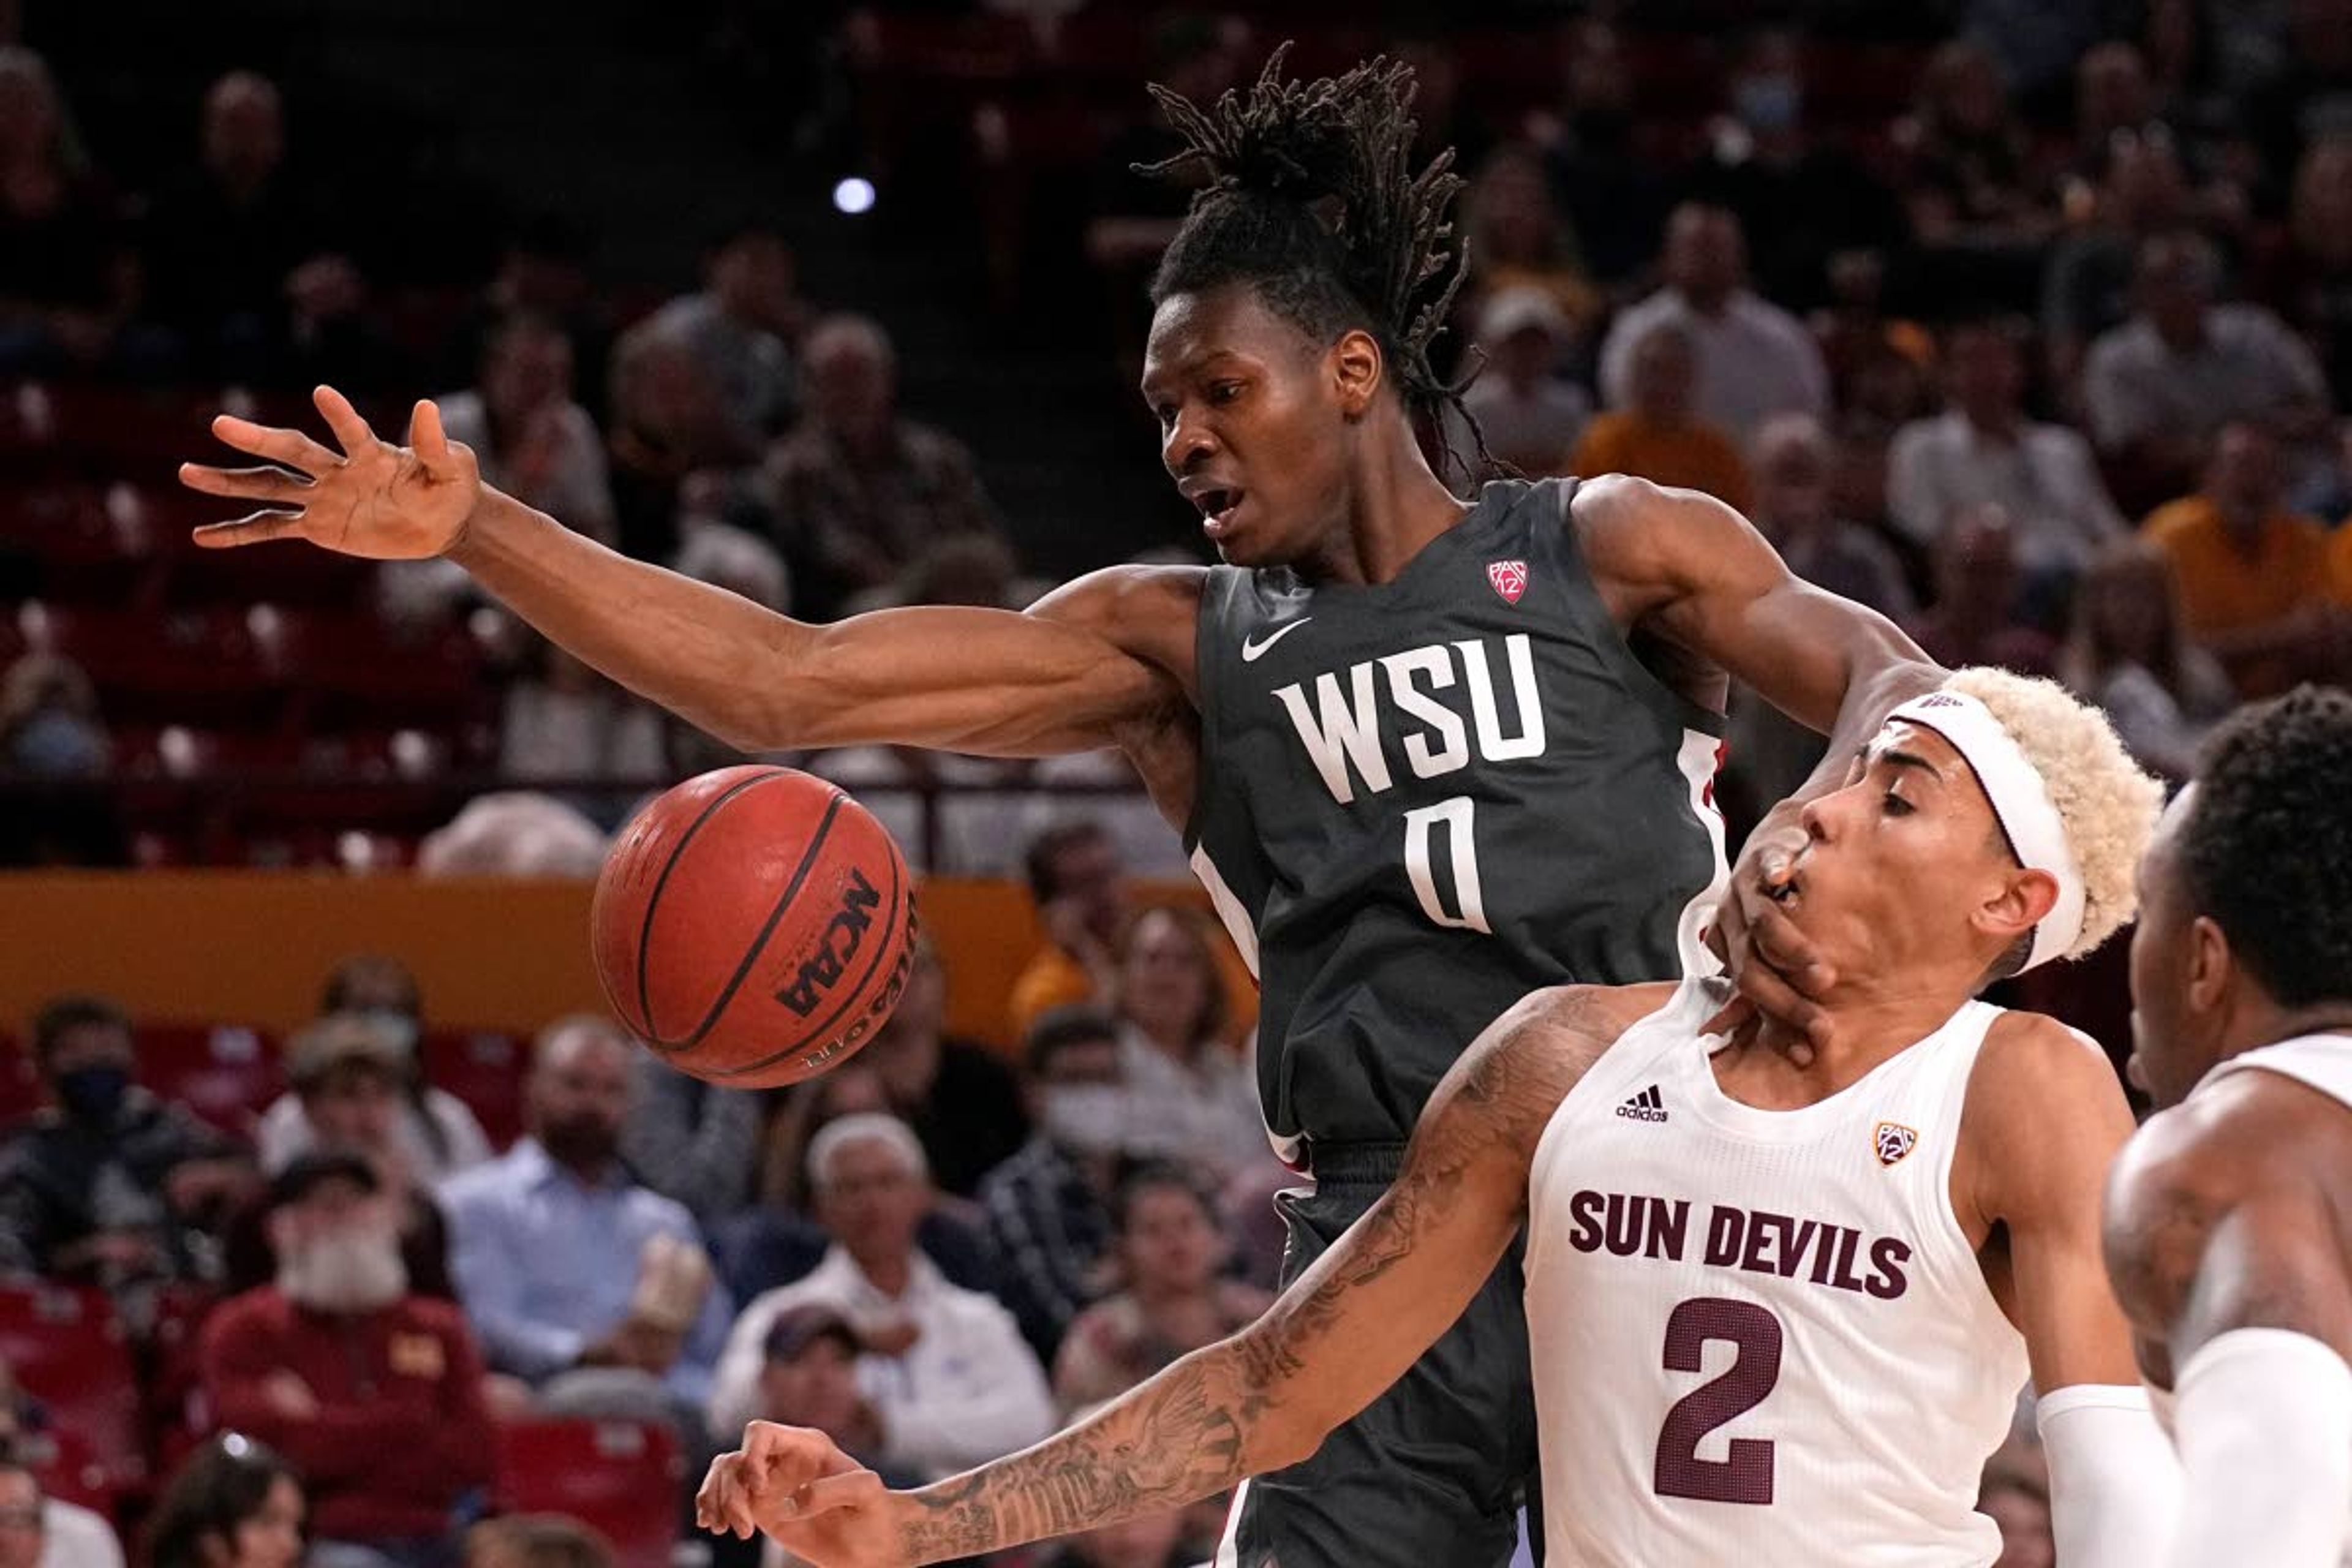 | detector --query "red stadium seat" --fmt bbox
[493,1419,680,1568]
[10,1424,115,1514]
[0,1284,143,1492]
[0,1032,43,1131]
[134,1023,282,1138]
[17,601,285,731]
[421,1029,529,1151]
